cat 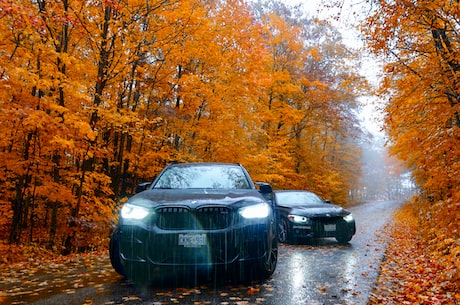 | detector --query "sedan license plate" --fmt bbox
[324,224,336,232]
[178,234,207,248]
